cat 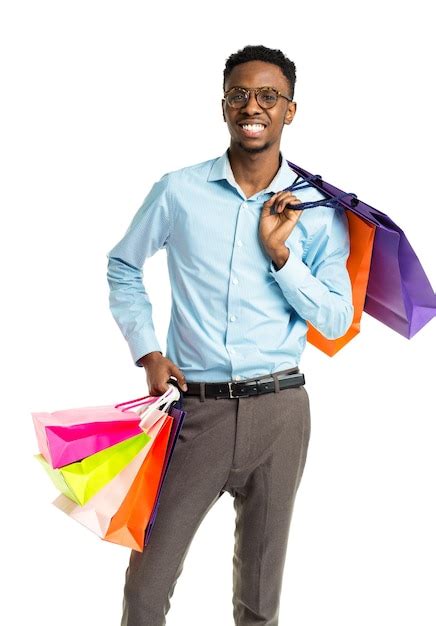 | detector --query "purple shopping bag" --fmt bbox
[284,161,435,339]
[144,401,186,546]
